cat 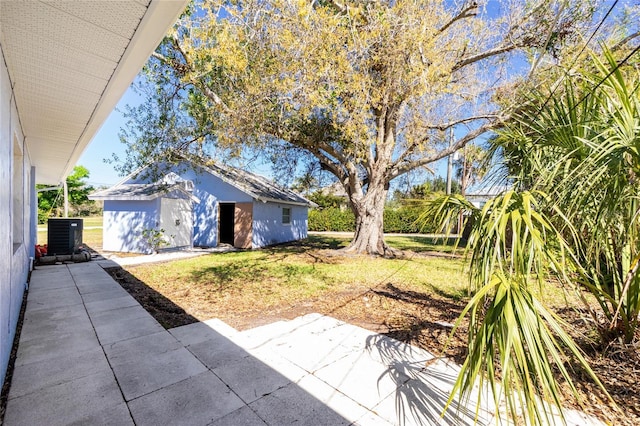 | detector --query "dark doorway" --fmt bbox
[219,203,235,245]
